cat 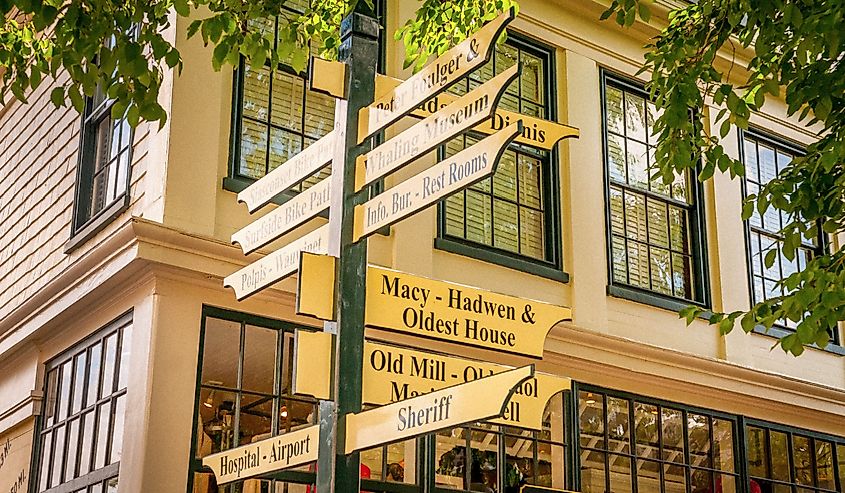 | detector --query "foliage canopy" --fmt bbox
[604,0,845,355]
